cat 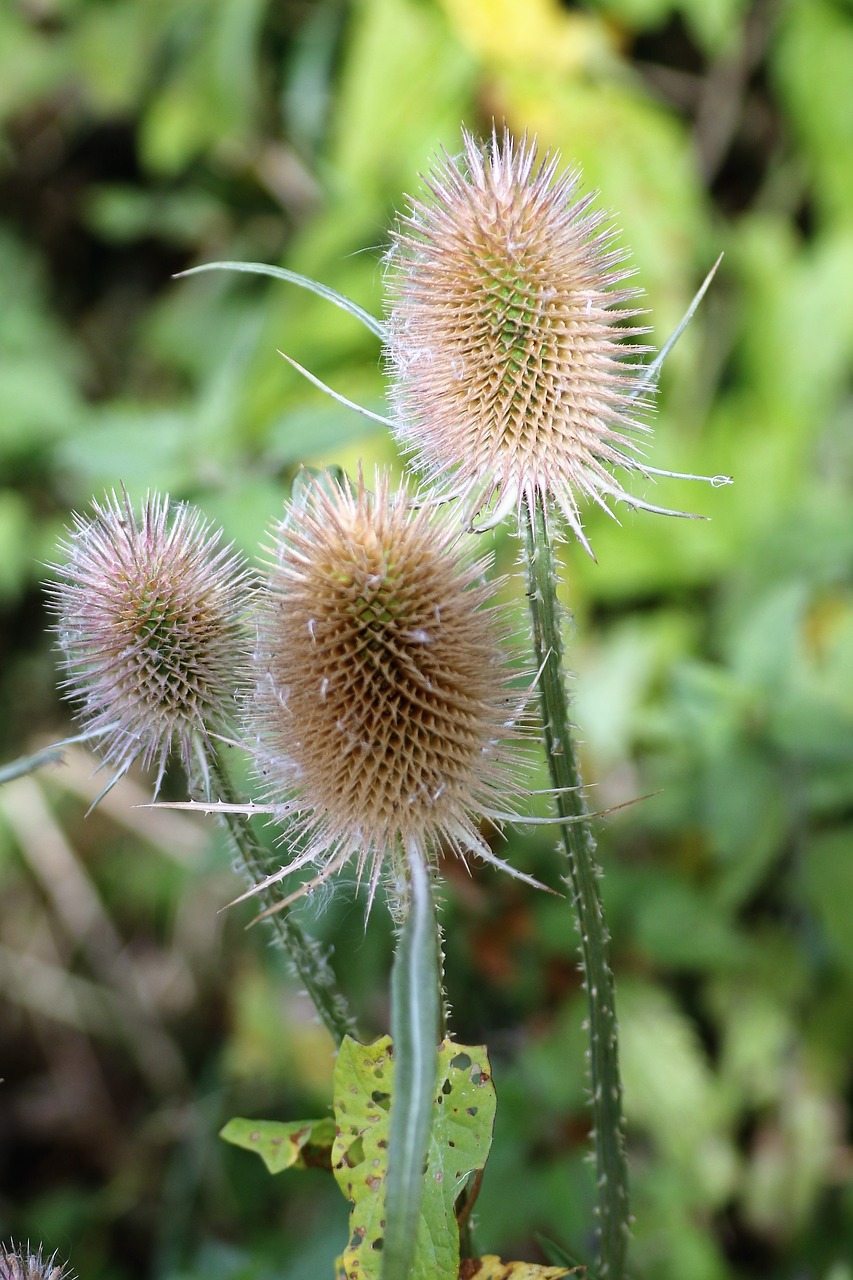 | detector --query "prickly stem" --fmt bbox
[521,493,629,1280]
[206,753,359,1046]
